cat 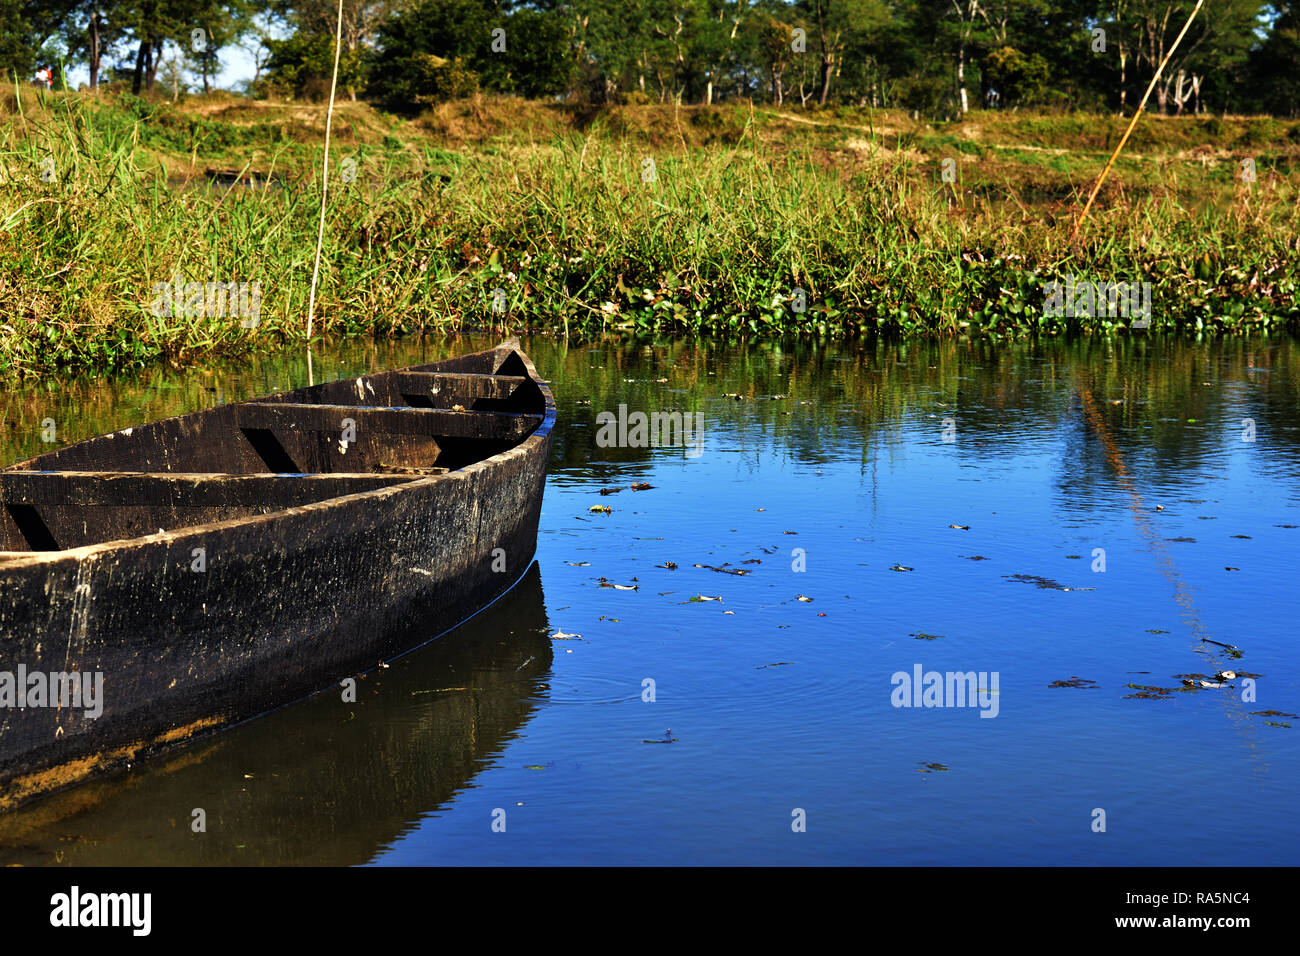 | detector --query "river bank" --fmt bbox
[3,91,1298,379]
